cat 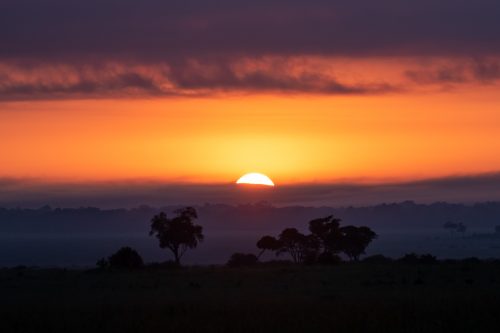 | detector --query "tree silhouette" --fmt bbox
[277,228,319,264]
[339,226,377,261]
[456,222,467,237]
[443,221,467,237]
[443,220,458,235]
[256,215,378,264]
[256,235,282,259]
[277,228,304,263]
[309,215,343,255]
[300,234,321,264]
[149,207,203,266]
